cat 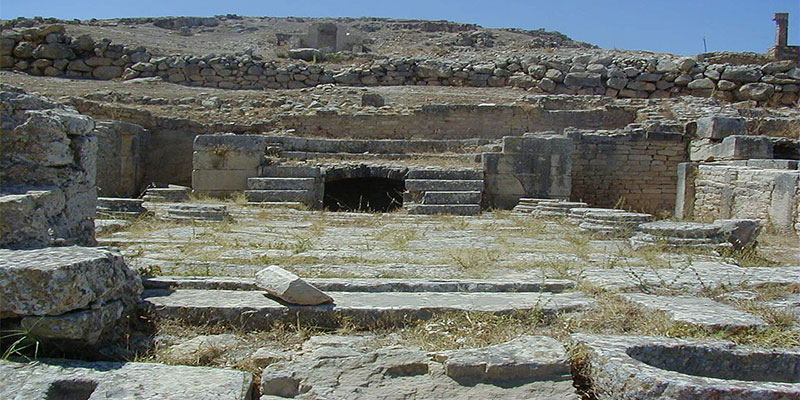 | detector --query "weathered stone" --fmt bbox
[721,66,762,83]
[736,82,775,101]
[361,92,385,107]
[92,65,124,80]
[31,43,75,59]
[0,246,142,318]
[695,116,746,139]
[20,300,124,344]
[619,293,766,330]
[714,219,761,249]
[0,359,253,400]
[255,265,333,305]
[563,72,602,87]
[440,336,571,383]
[162,334,239,365]
[687,78,715,89]
[572,334,799,400]
[288,48,324,62]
